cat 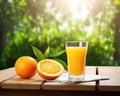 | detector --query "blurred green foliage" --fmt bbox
[0,0,120,69]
